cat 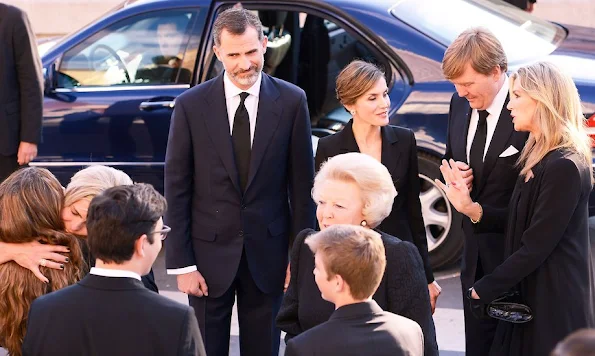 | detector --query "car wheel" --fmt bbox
[417,152,464,269]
